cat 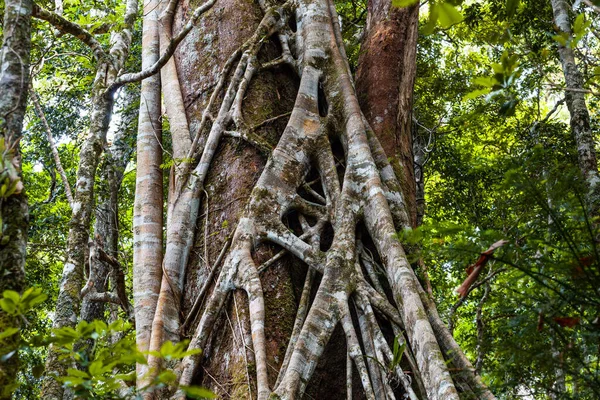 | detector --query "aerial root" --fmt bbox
[356,297,388,398]
[181,238,231,335]
[274,267,315,388]
[341,305,376,400]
